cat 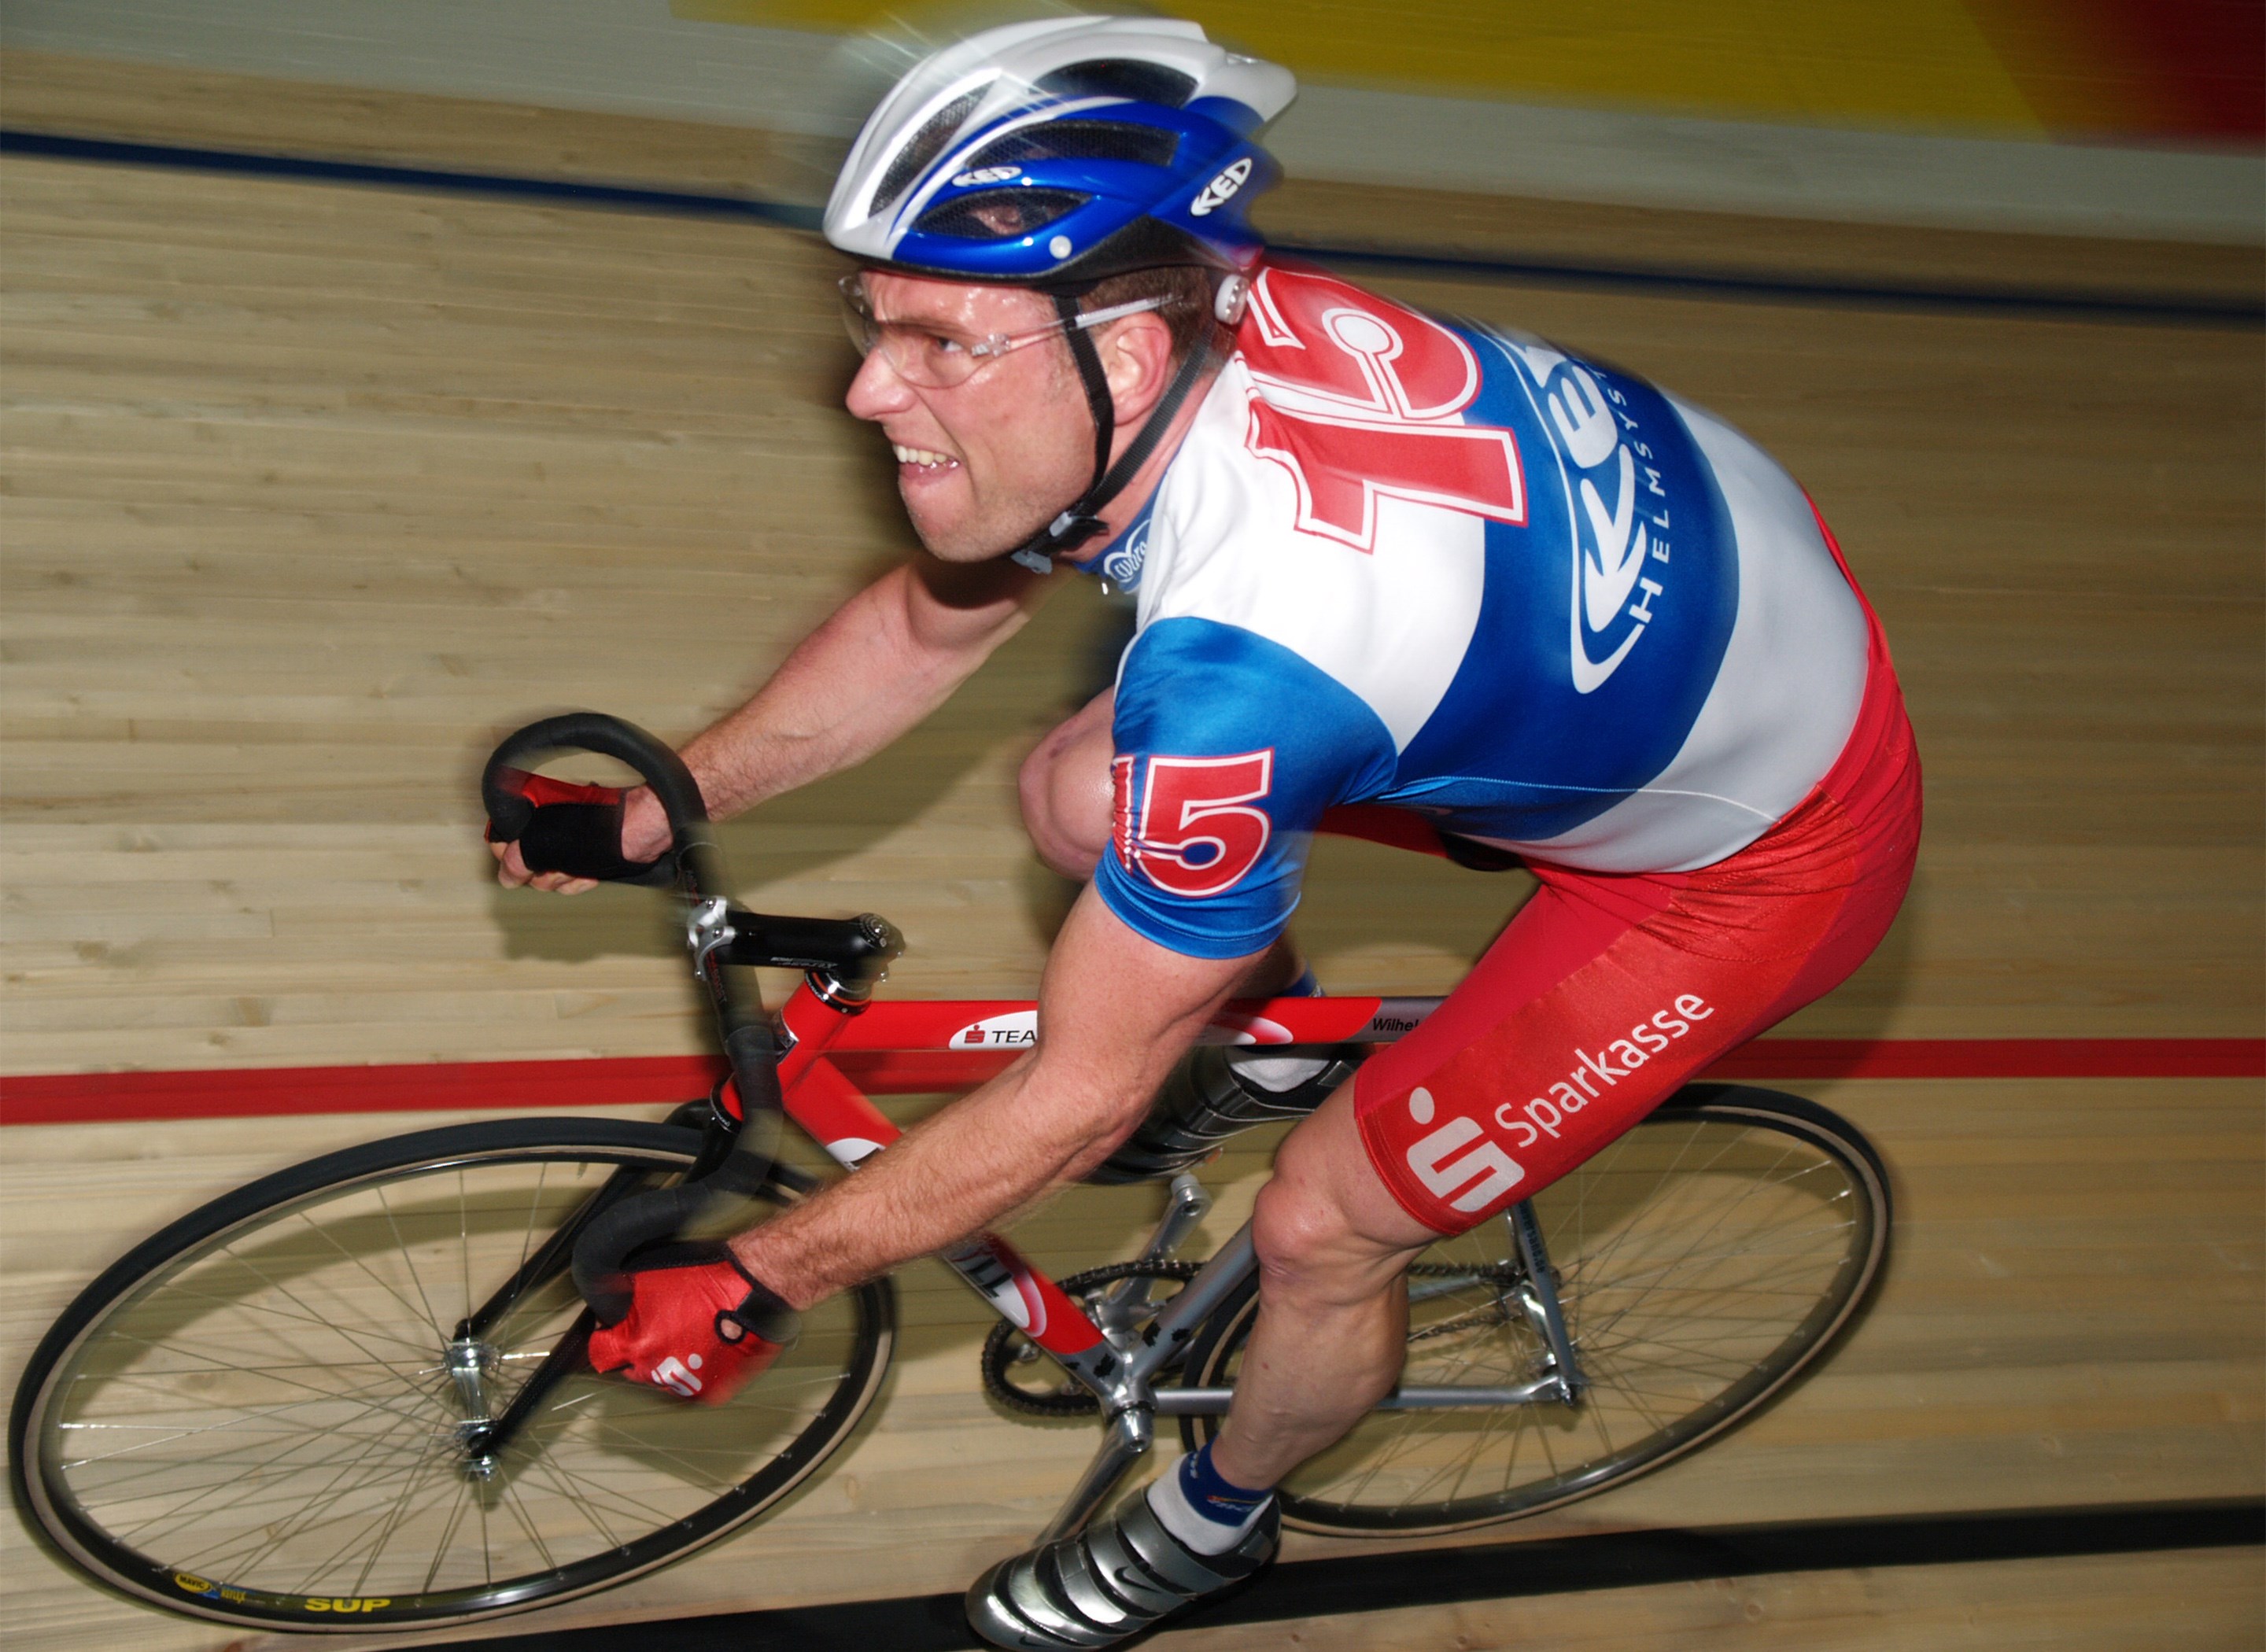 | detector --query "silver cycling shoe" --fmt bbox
[966,1492,1279,1650]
